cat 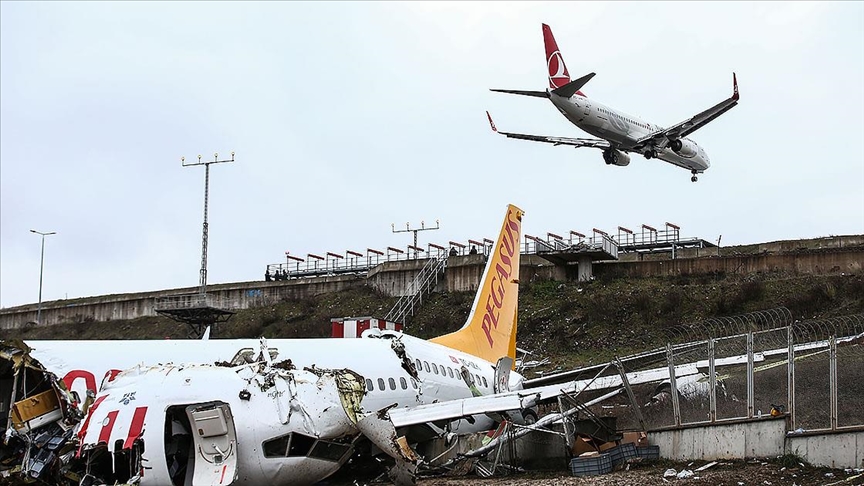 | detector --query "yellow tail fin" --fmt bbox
[430,204,524,365]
